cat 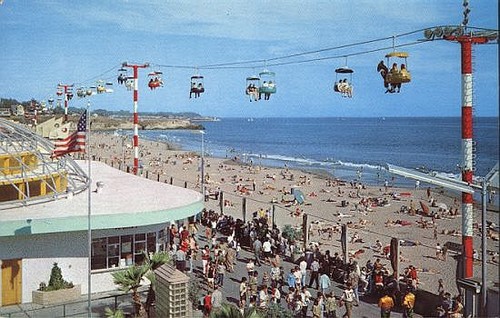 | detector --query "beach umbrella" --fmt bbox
[293,189,305,204]
[420,201,430,216]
